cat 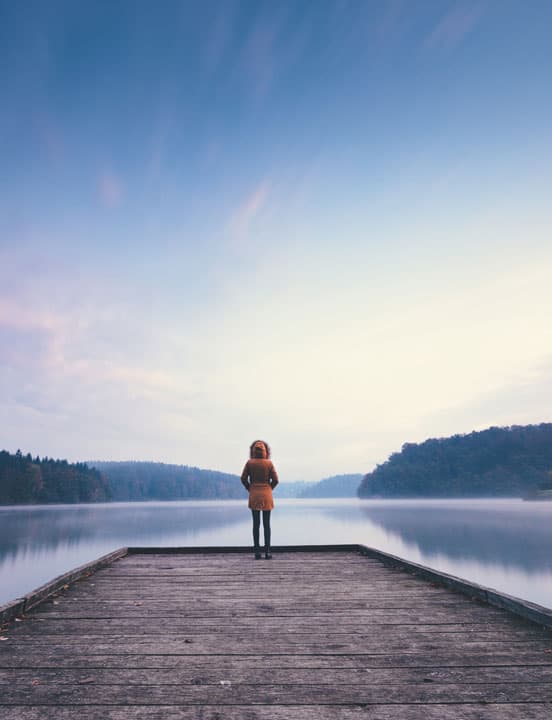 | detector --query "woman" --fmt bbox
[241,440,279,559]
